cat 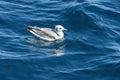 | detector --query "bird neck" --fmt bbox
[56,31,64,37]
